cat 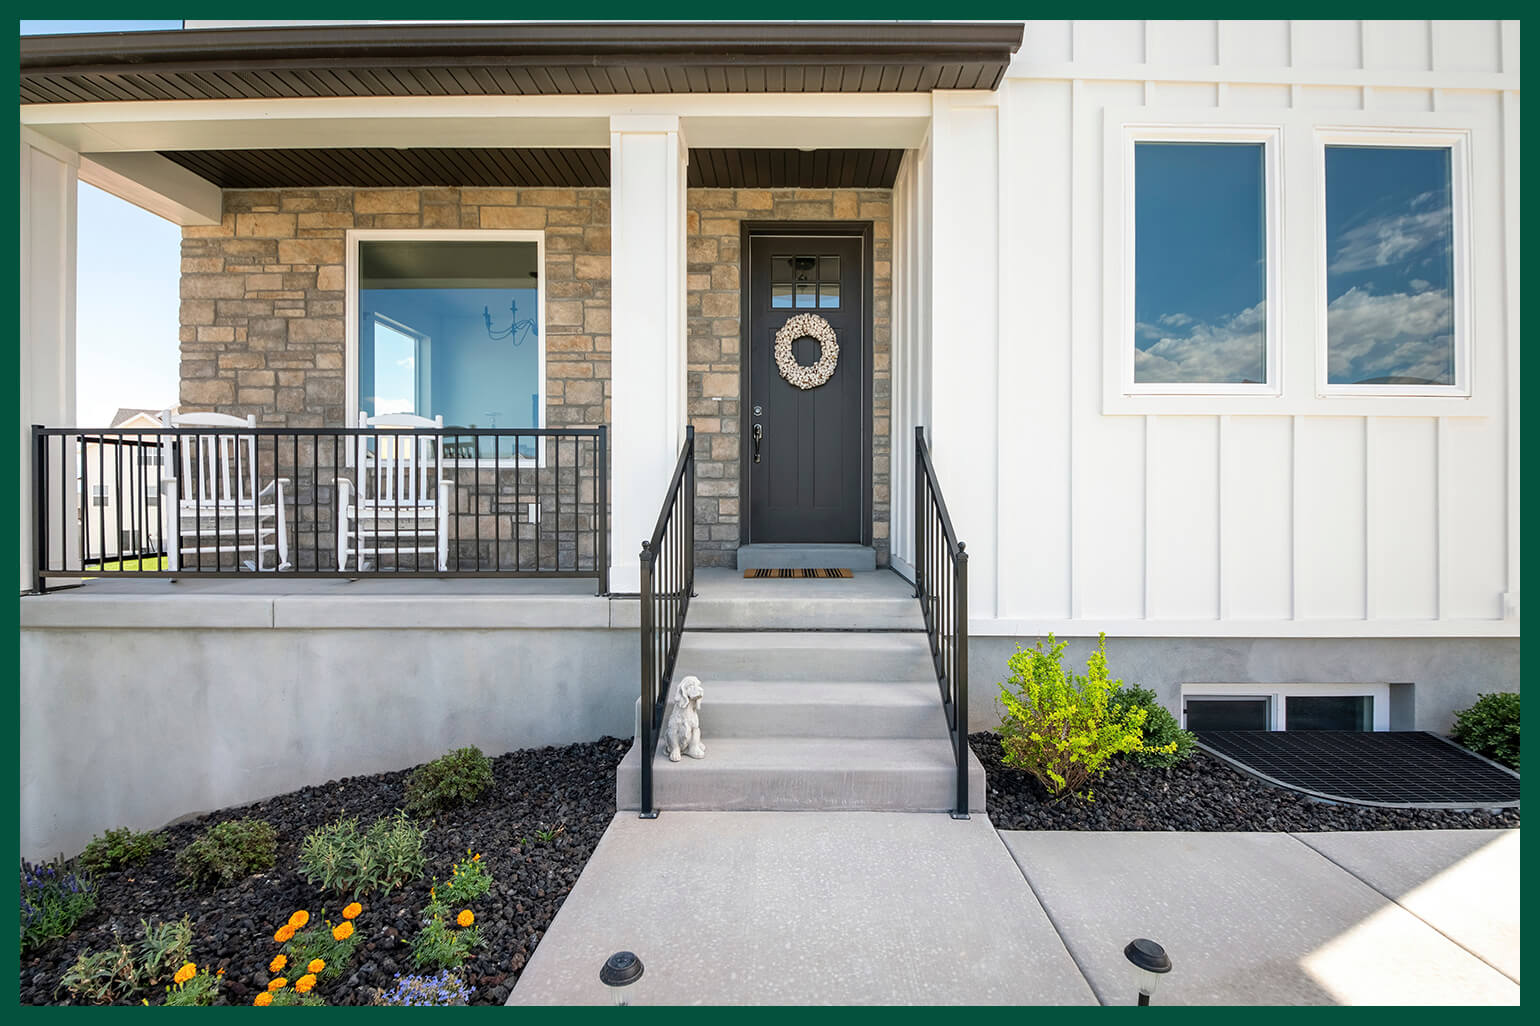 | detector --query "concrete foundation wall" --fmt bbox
[21,624,635,860]
[970,636,1521,735]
